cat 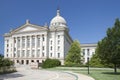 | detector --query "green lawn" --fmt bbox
[47,67,120,80]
